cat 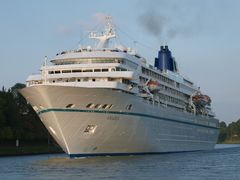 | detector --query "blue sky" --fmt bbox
[0,0,239,123]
